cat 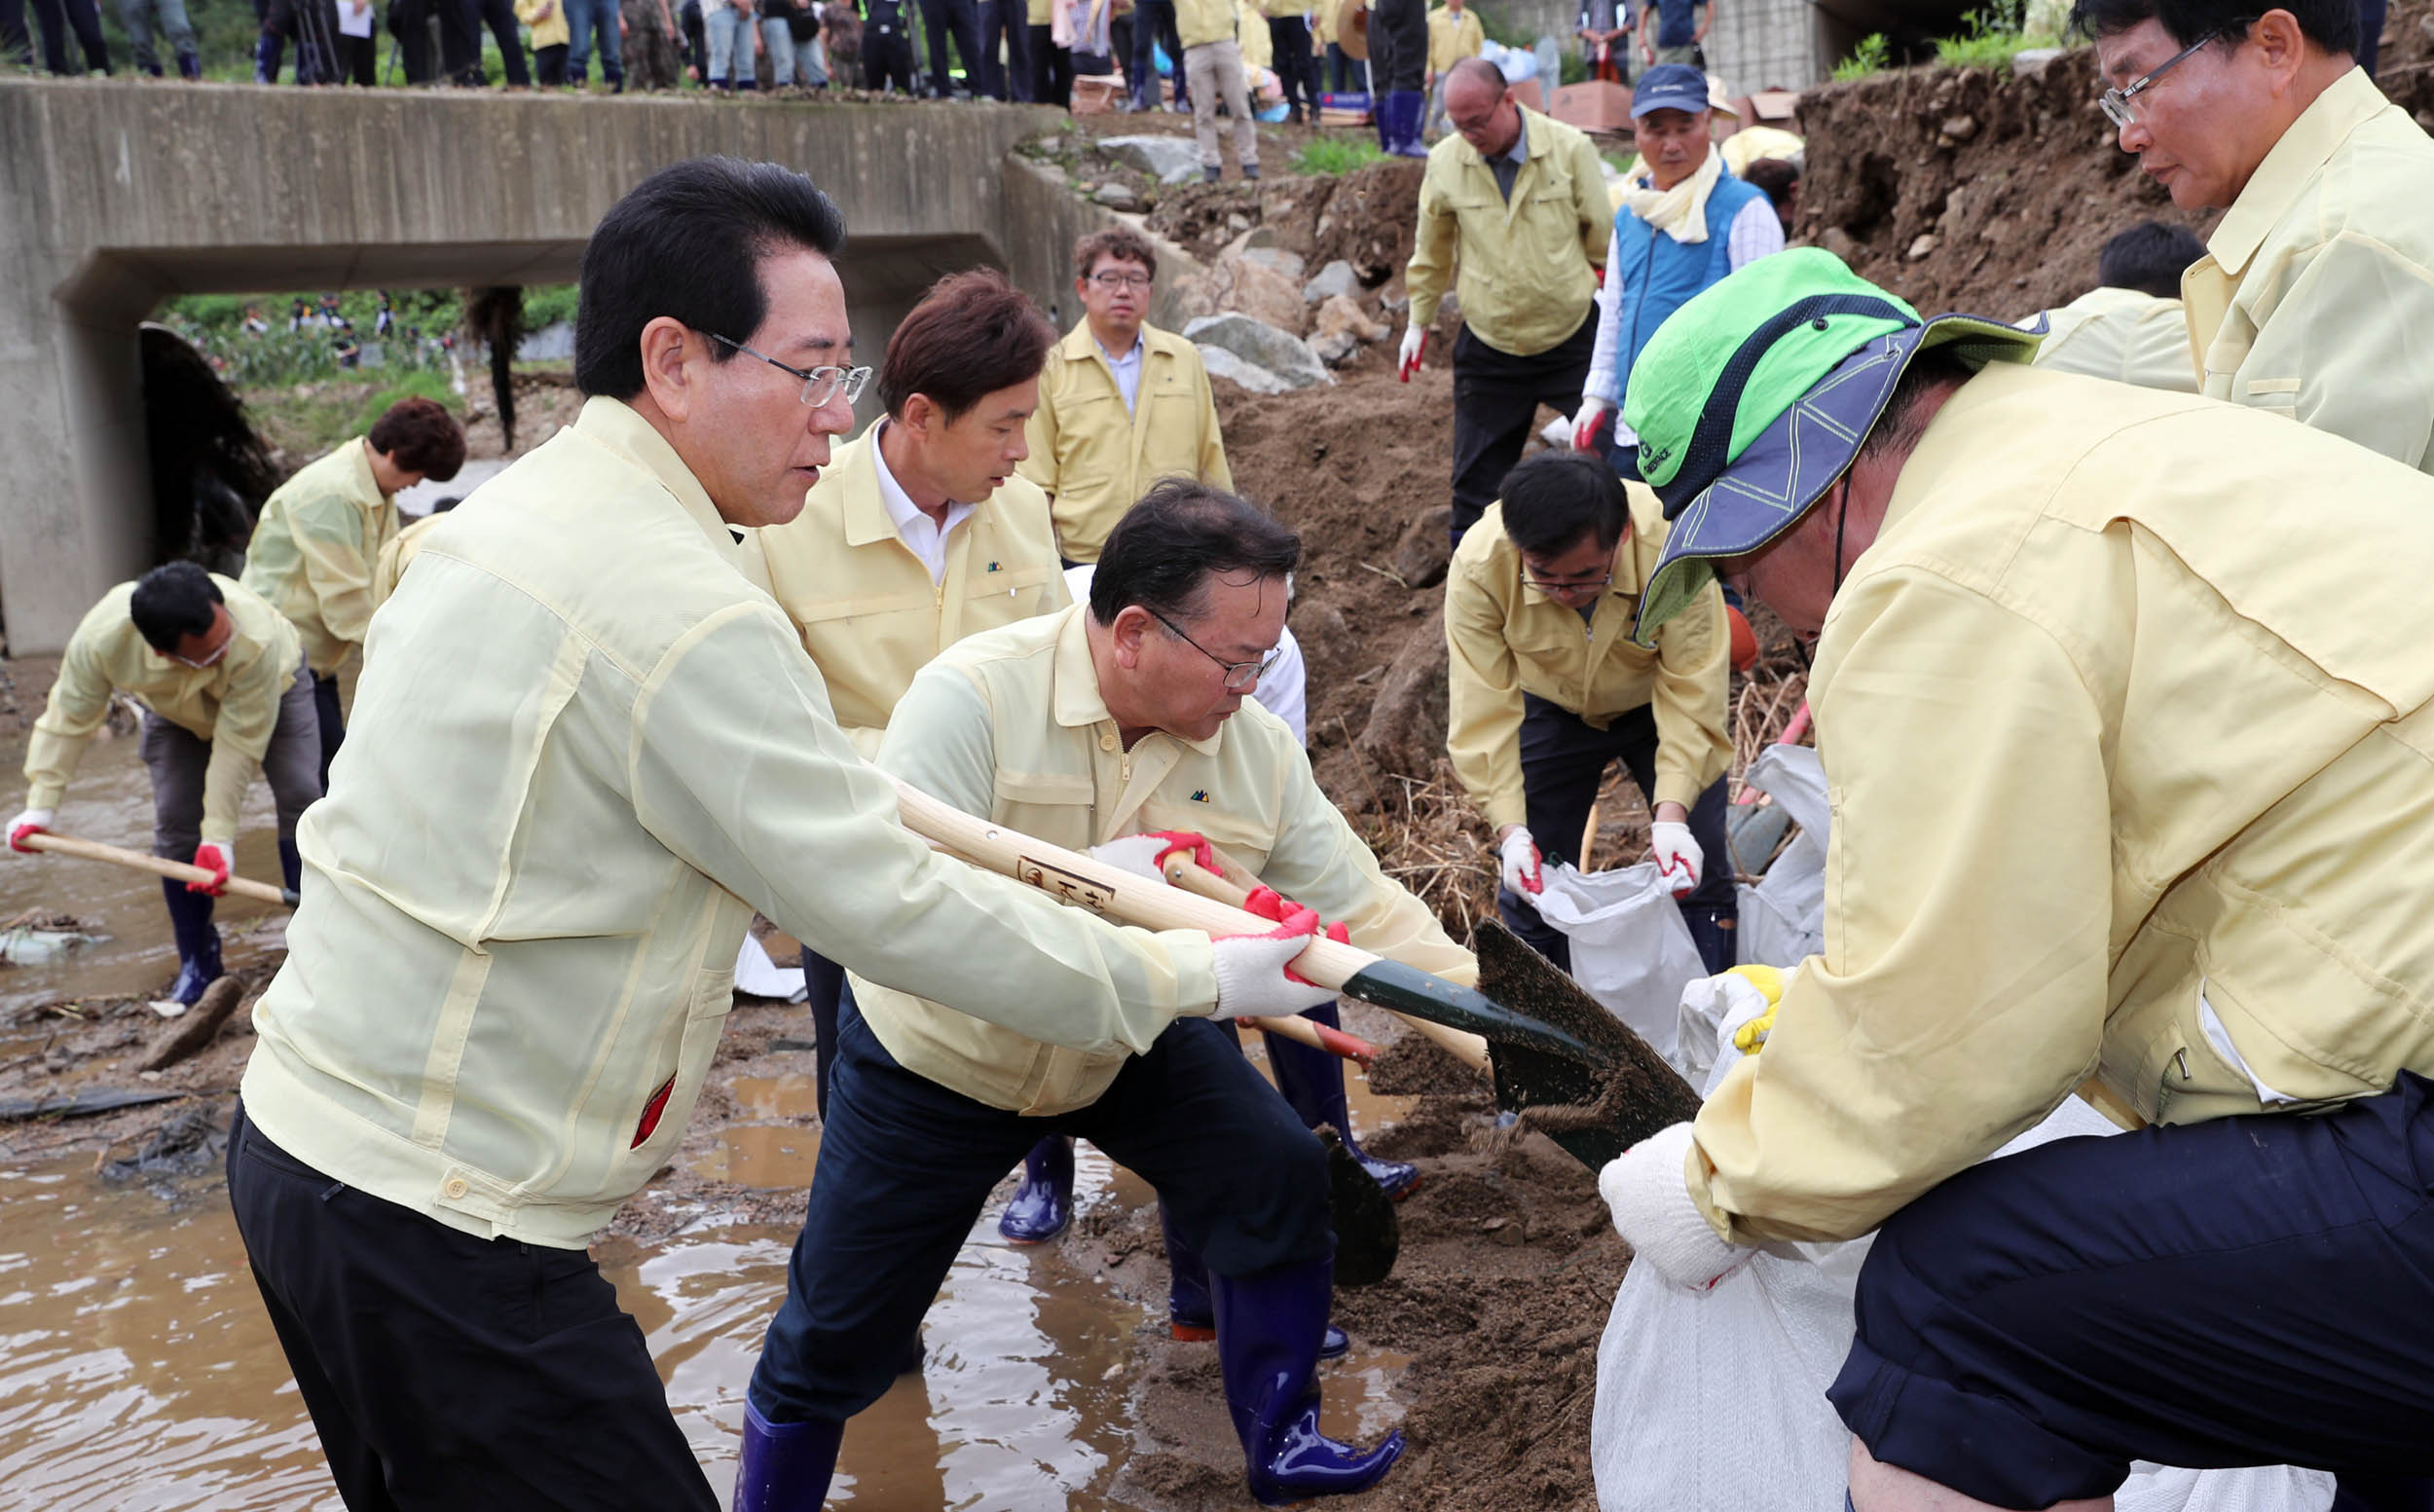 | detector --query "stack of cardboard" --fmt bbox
[1552,79,1630,133]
